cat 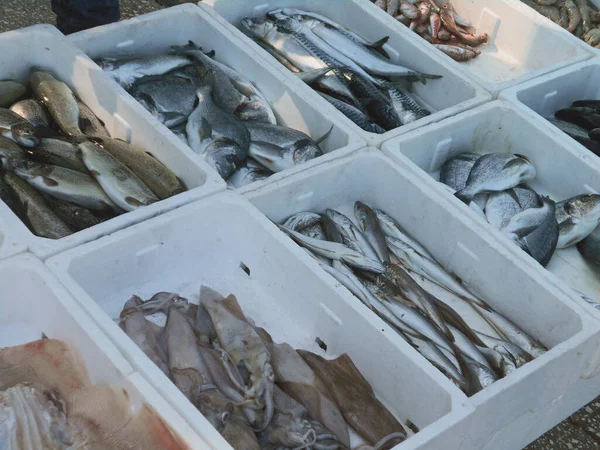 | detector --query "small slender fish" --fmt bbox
[10,99,51,128]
